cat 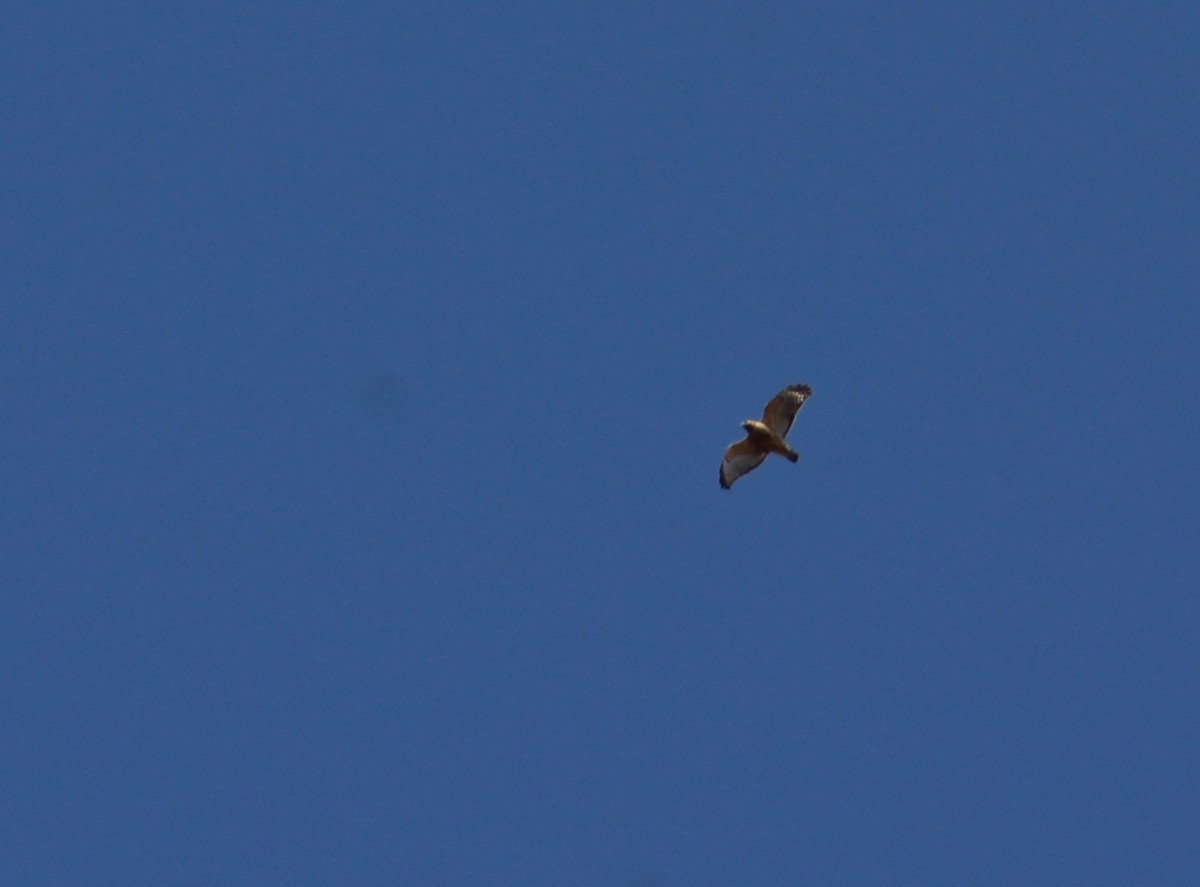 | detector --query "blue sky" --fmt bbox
[4,4,1198,884]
